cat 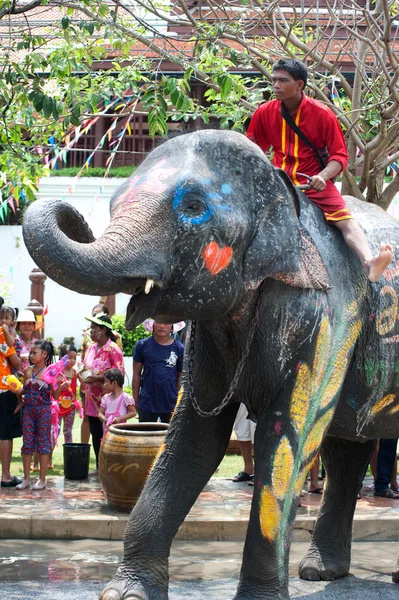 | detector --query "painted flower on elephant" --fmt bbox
[259,311,362,551]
